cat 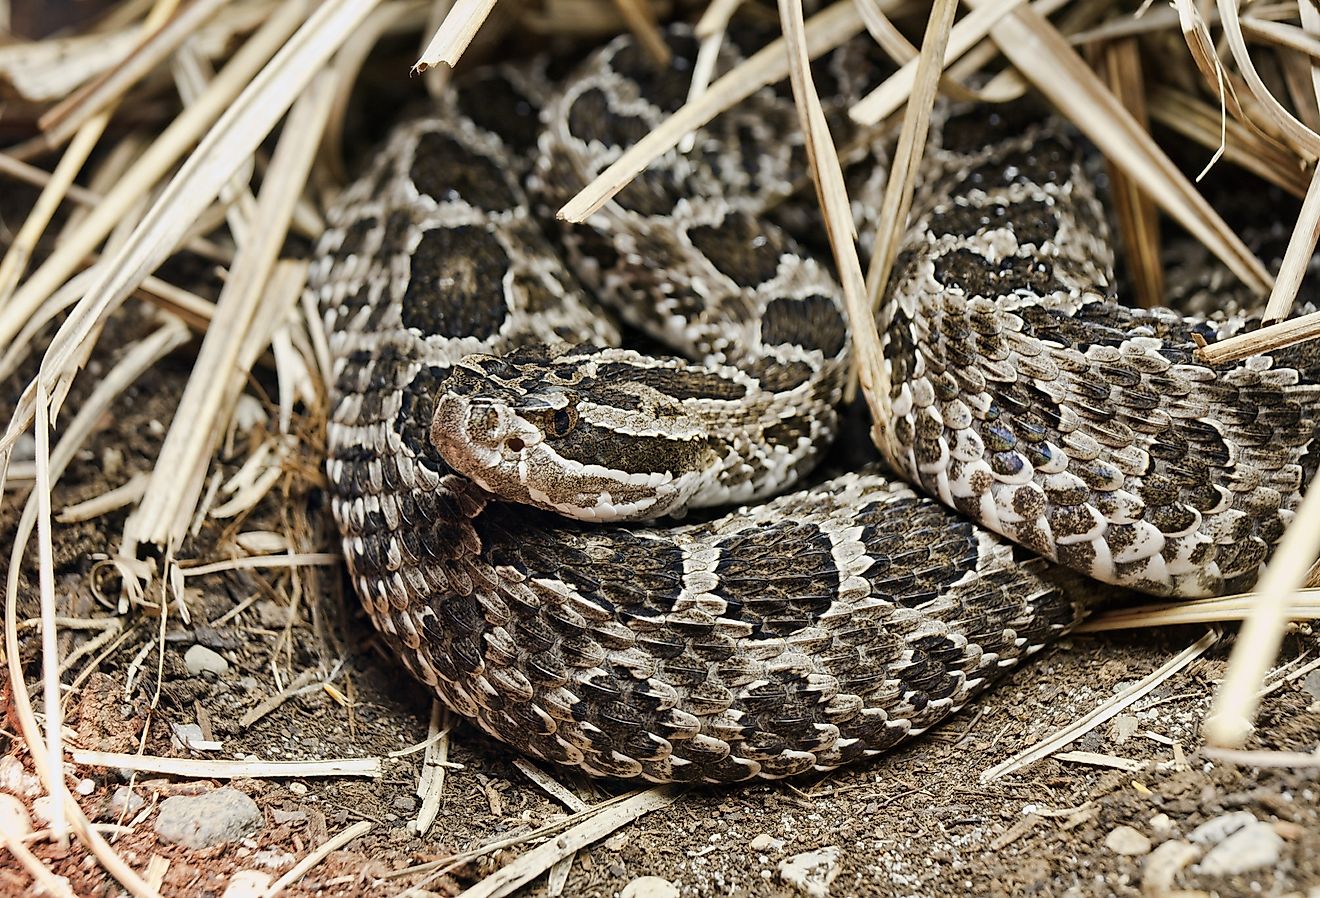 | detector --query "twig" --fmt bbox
[1078,588,1320,631]
[981,630,1220,782]
[1203,746,1320,768]
[608,0,671,65]
[239,668,321,728]
[261,821,373,898]
[456,788,676,898]
[1205,467,1320,747]
[0,795,74,898]
[413,702,450,836]
[967,0,1272,294]
[558,0,872,222]
[848,0,1028,126]
[1197,306,1320,363]
[179,552,340,577]
[862,0,957,308]
[39,0,228,147]
[124,76,337,552]
[414,0,497,70]
[72,750,382,780]
[776,0,889,438]
[0,0,188,303]
[0,0,311,358]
